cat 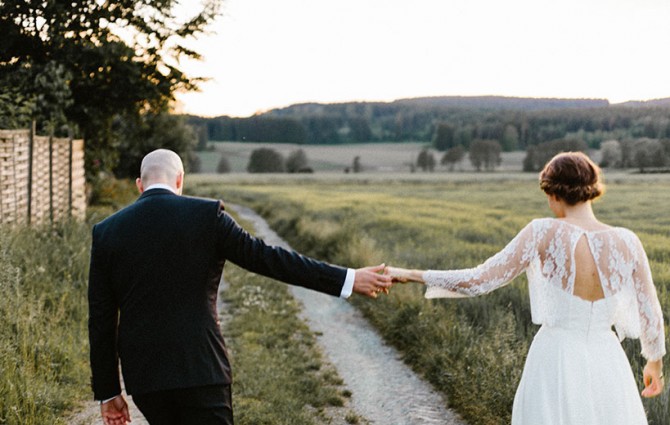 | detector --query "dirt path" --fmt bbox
[230,204,466,425]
